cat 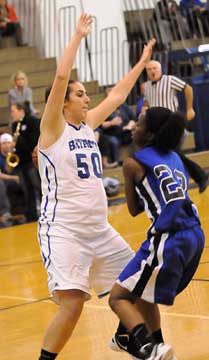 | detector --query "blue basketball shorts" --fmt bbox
[116,225,205,305]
